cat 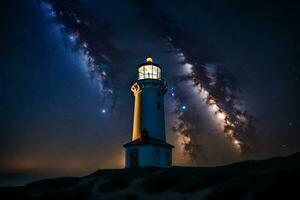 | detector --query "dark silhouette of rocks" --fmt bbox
[1,153,299,199]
